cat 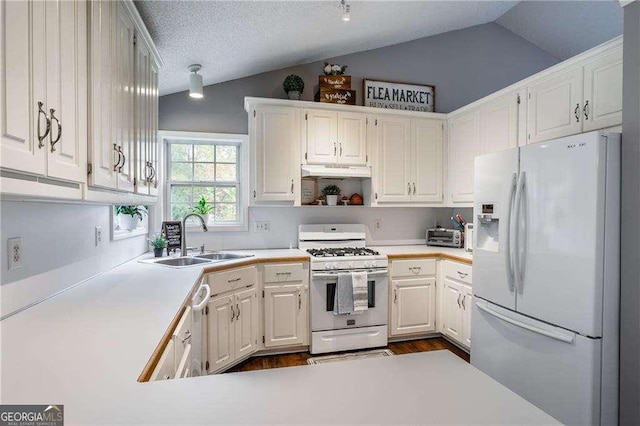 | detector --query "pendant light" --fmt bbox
[189,64,204,99]
[341,0,350,21]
